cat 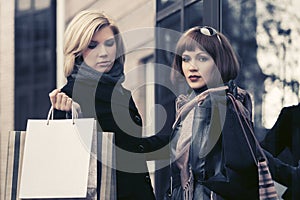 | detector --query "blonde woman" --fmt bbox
[49,10,158,200]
